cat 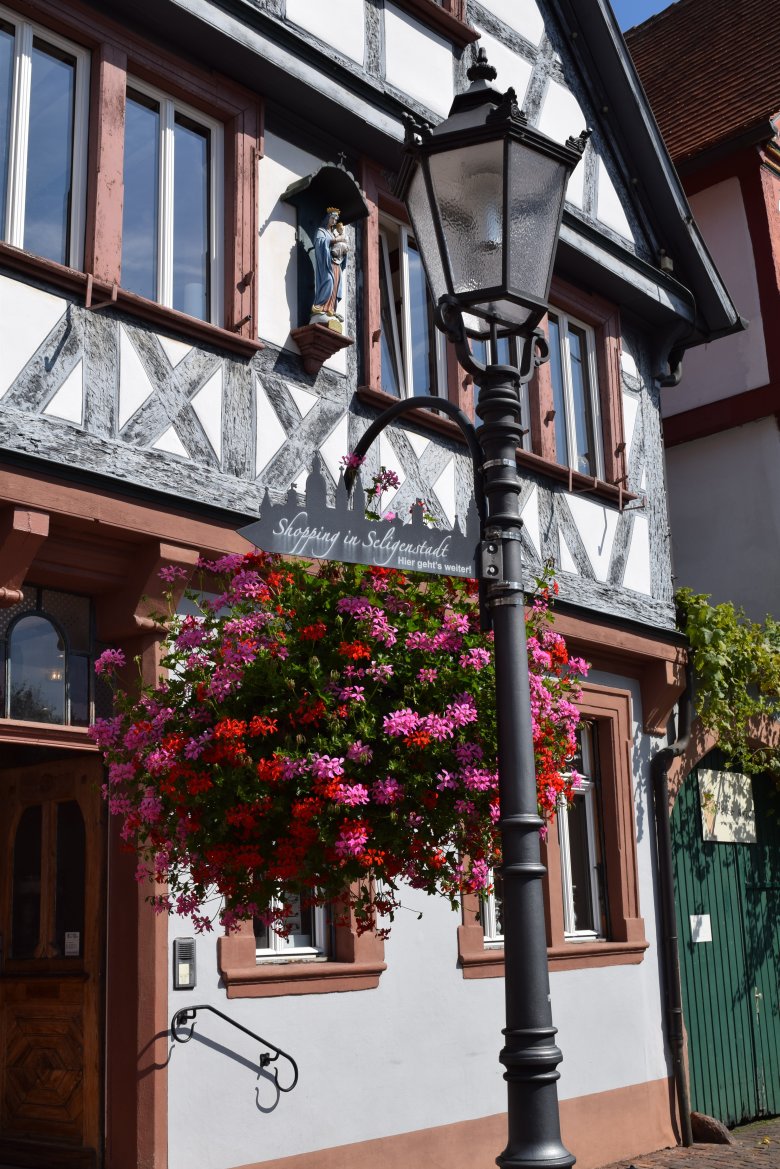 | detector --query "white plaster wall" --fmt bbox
[258,134,347,374]
[666,418,780,621]
[477,0,545,44]
[536,79,587,210]
[383,4,453,117]
[472,25,533,108]
[286,0,365,66]
[662,178,768,417]
[167,672,670,1169]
